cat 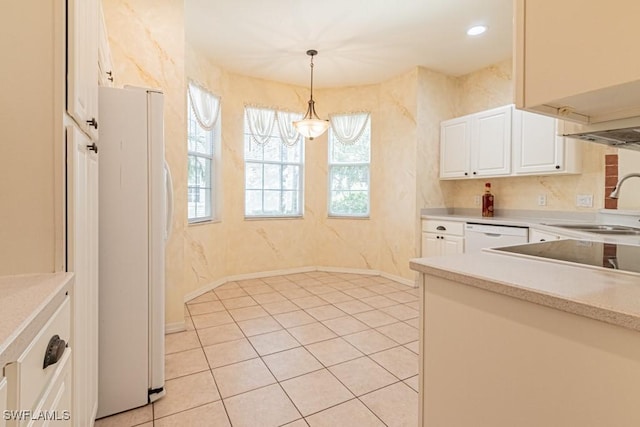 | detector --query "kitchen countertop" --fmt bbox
[410,252,640,332]
[0,272,74,368]
[420,208,640,245]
